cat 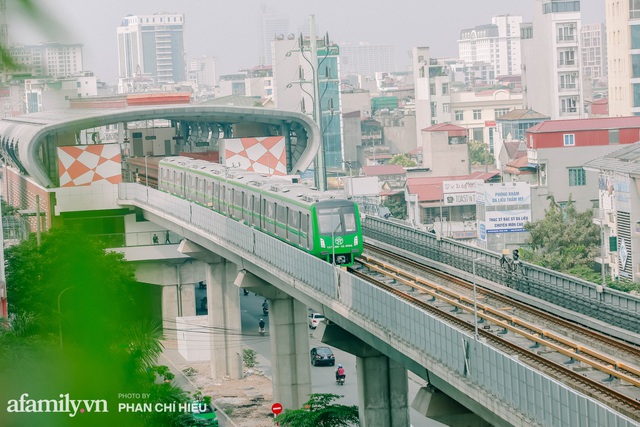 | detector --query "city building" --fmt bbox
[188,55,217,88]
[495,108,549,169]
[272,34,344,171]
[257,7,289,66]
[524,116,640,220]
[605,0,637,116]
[421,123,470,177]
[584,142,640,284]
[449,88,524,154]
[458,15,523,78]
[581,23,607,80]
[412,47,434,148]
[8,43,84,78]
[117,13,186,86]
[339,43,396,77]
[521,0,583,120]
